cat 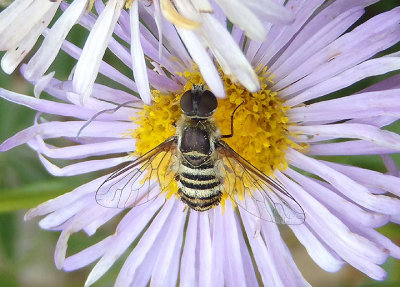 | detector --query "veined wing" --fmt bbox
[96,137,178,208]
[216,140,305,224]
